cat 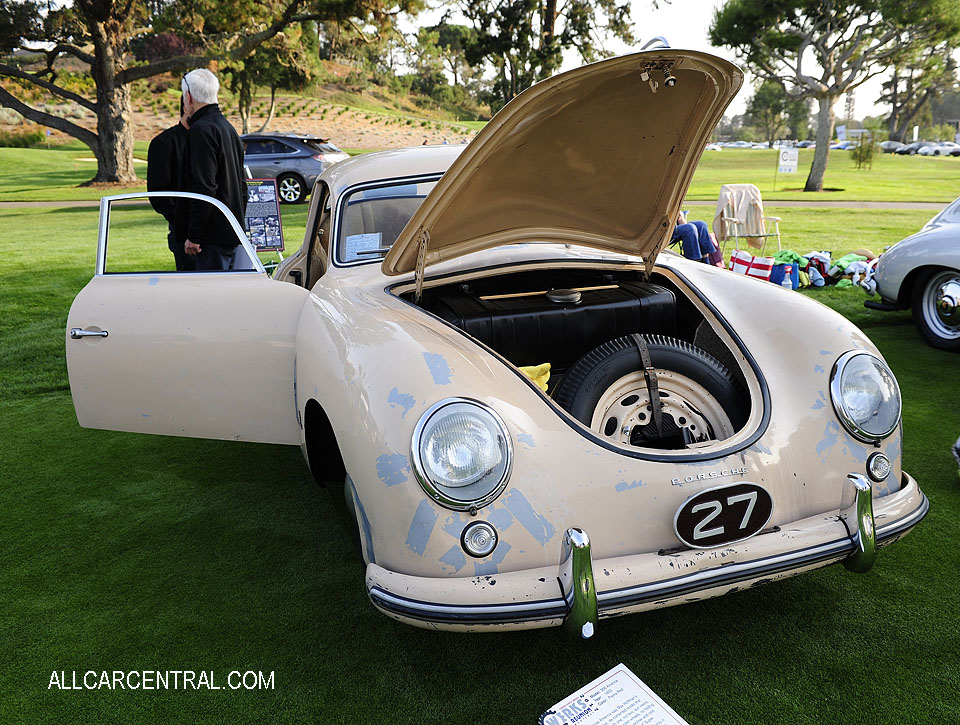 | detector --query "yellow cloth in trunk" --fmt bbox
[518,363,551,392]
